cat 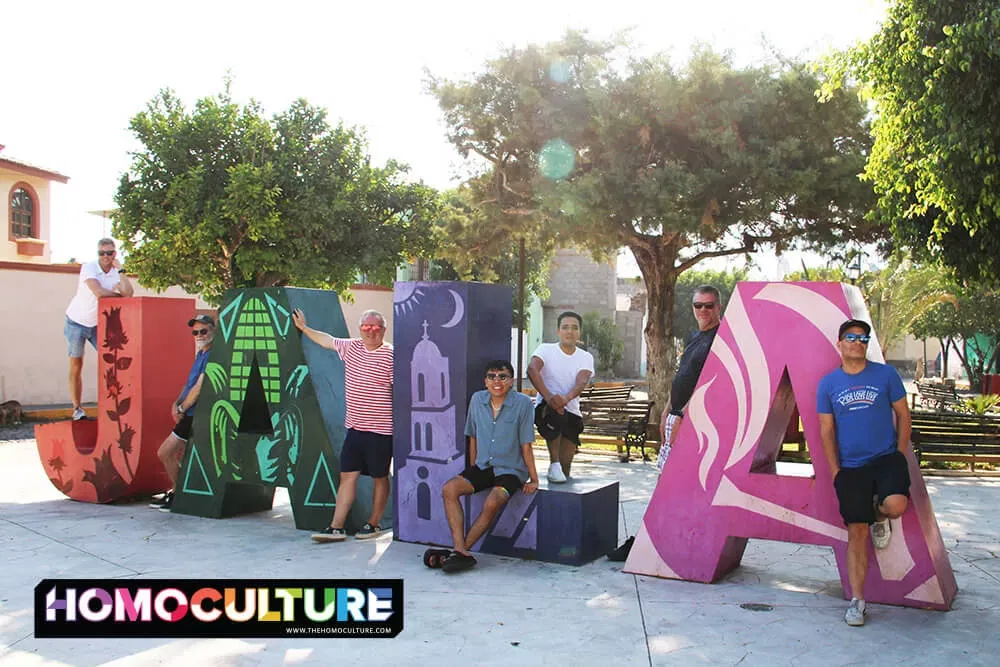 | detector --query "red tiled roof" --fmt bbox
[0,145,69,183]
